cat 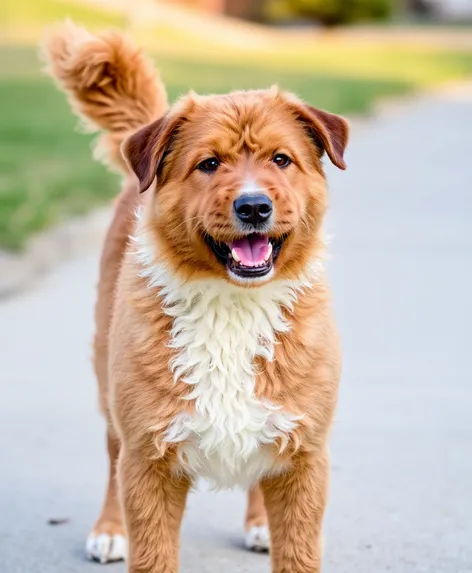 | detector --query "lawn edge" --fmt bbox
[0,206,111,298]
